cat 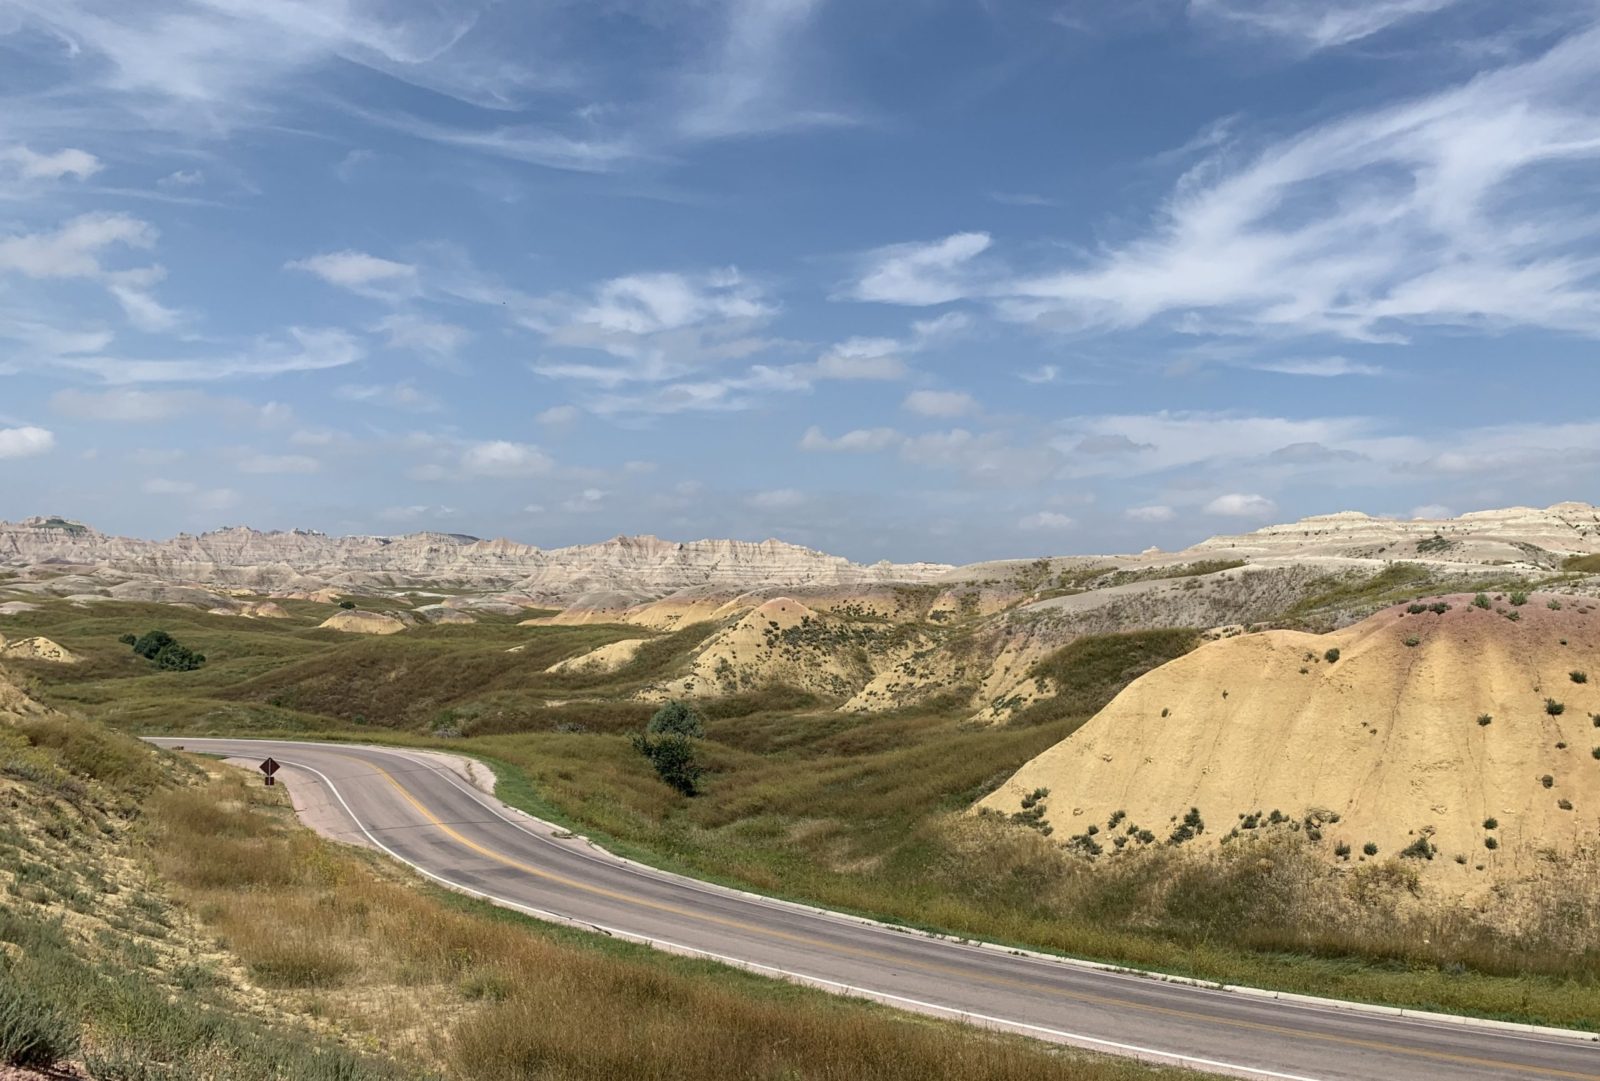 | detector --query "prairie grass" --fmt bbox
[148,771,1205,1081]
